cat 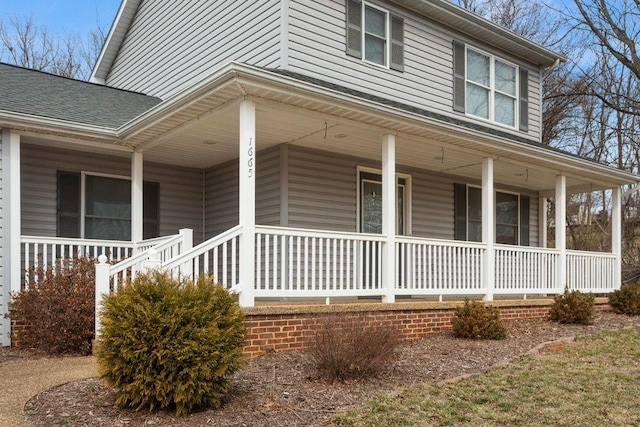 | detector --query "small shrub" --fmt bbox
[9,257,96,355]
[451,299,508,340]
[609,283,640,315]
[96,272,246,416]
[549,289,595,324]
[307,313,400,382]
